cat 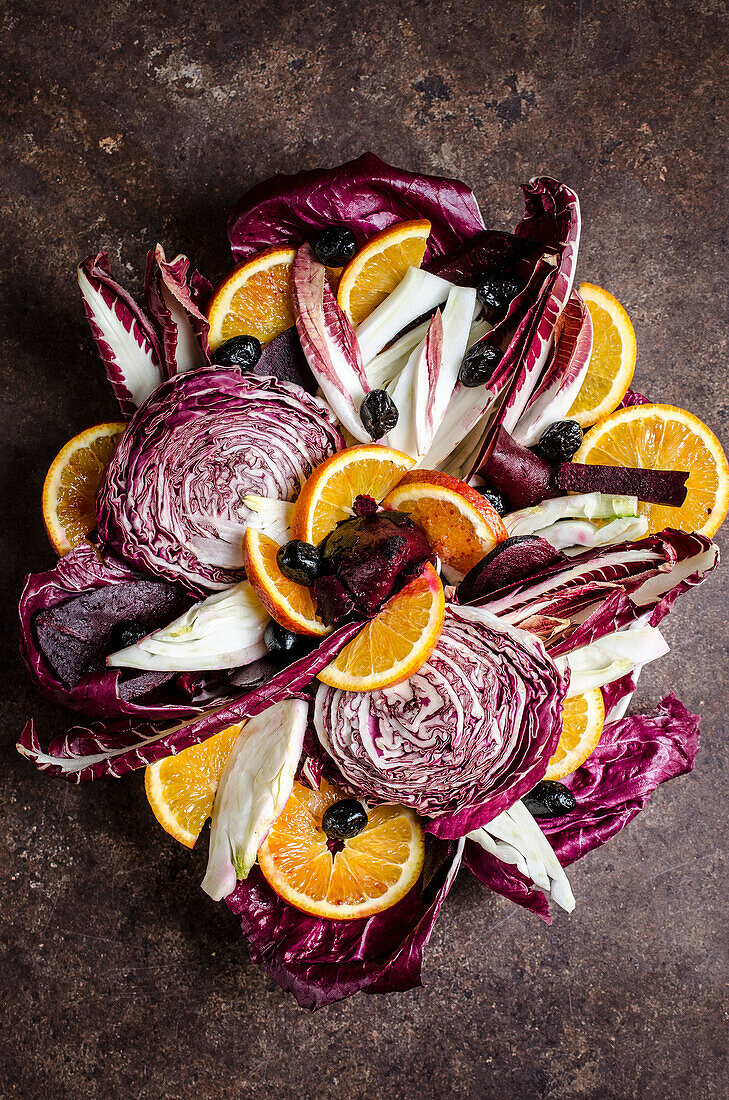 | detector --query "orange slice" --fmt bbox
[575,403,729,537]
[291,443,415,546]
[145,724,242,848]
[567,283,637,427]
[545,690,605,781]
[242,528,330,637]
[382,470,508,575]
[207,246,296,350]
[337,220,431,325]
[42,421,126,555]
[258,779,424,920]
[318,562,444,691]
